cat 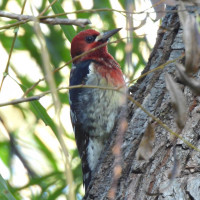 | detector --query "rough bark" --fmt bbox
[84,6,200,200]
